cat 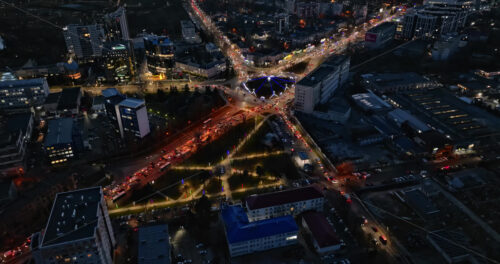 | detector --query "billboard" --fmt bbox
[365,33,378,42]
